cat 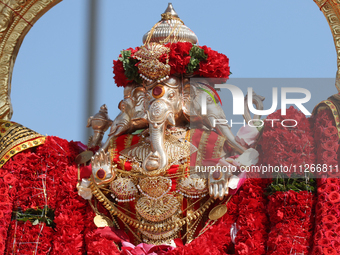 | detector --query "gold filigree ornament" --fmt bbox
[90,175,217,244]
[139,216,181,243]
[134,43,170,83]
[137,176,172,199]
[177,174,208,199]
[136,194,180,222]
[110,177,138,202]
